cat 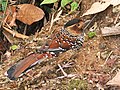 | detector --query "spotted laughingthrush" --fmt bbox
[6,18,85,80]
